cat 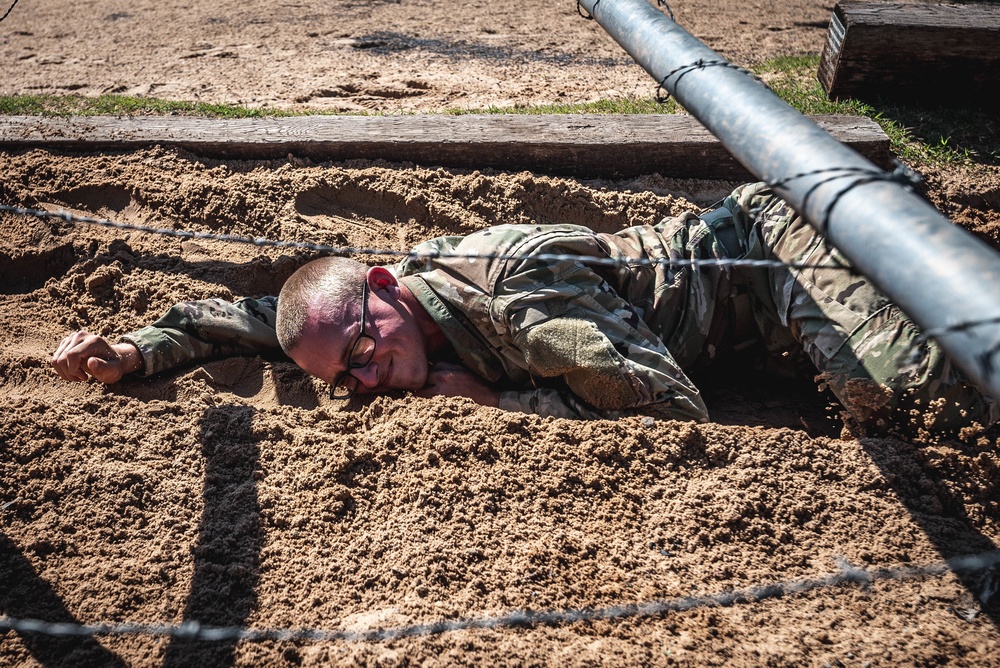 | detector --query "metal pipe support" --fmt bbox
[580,0,1000,400]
